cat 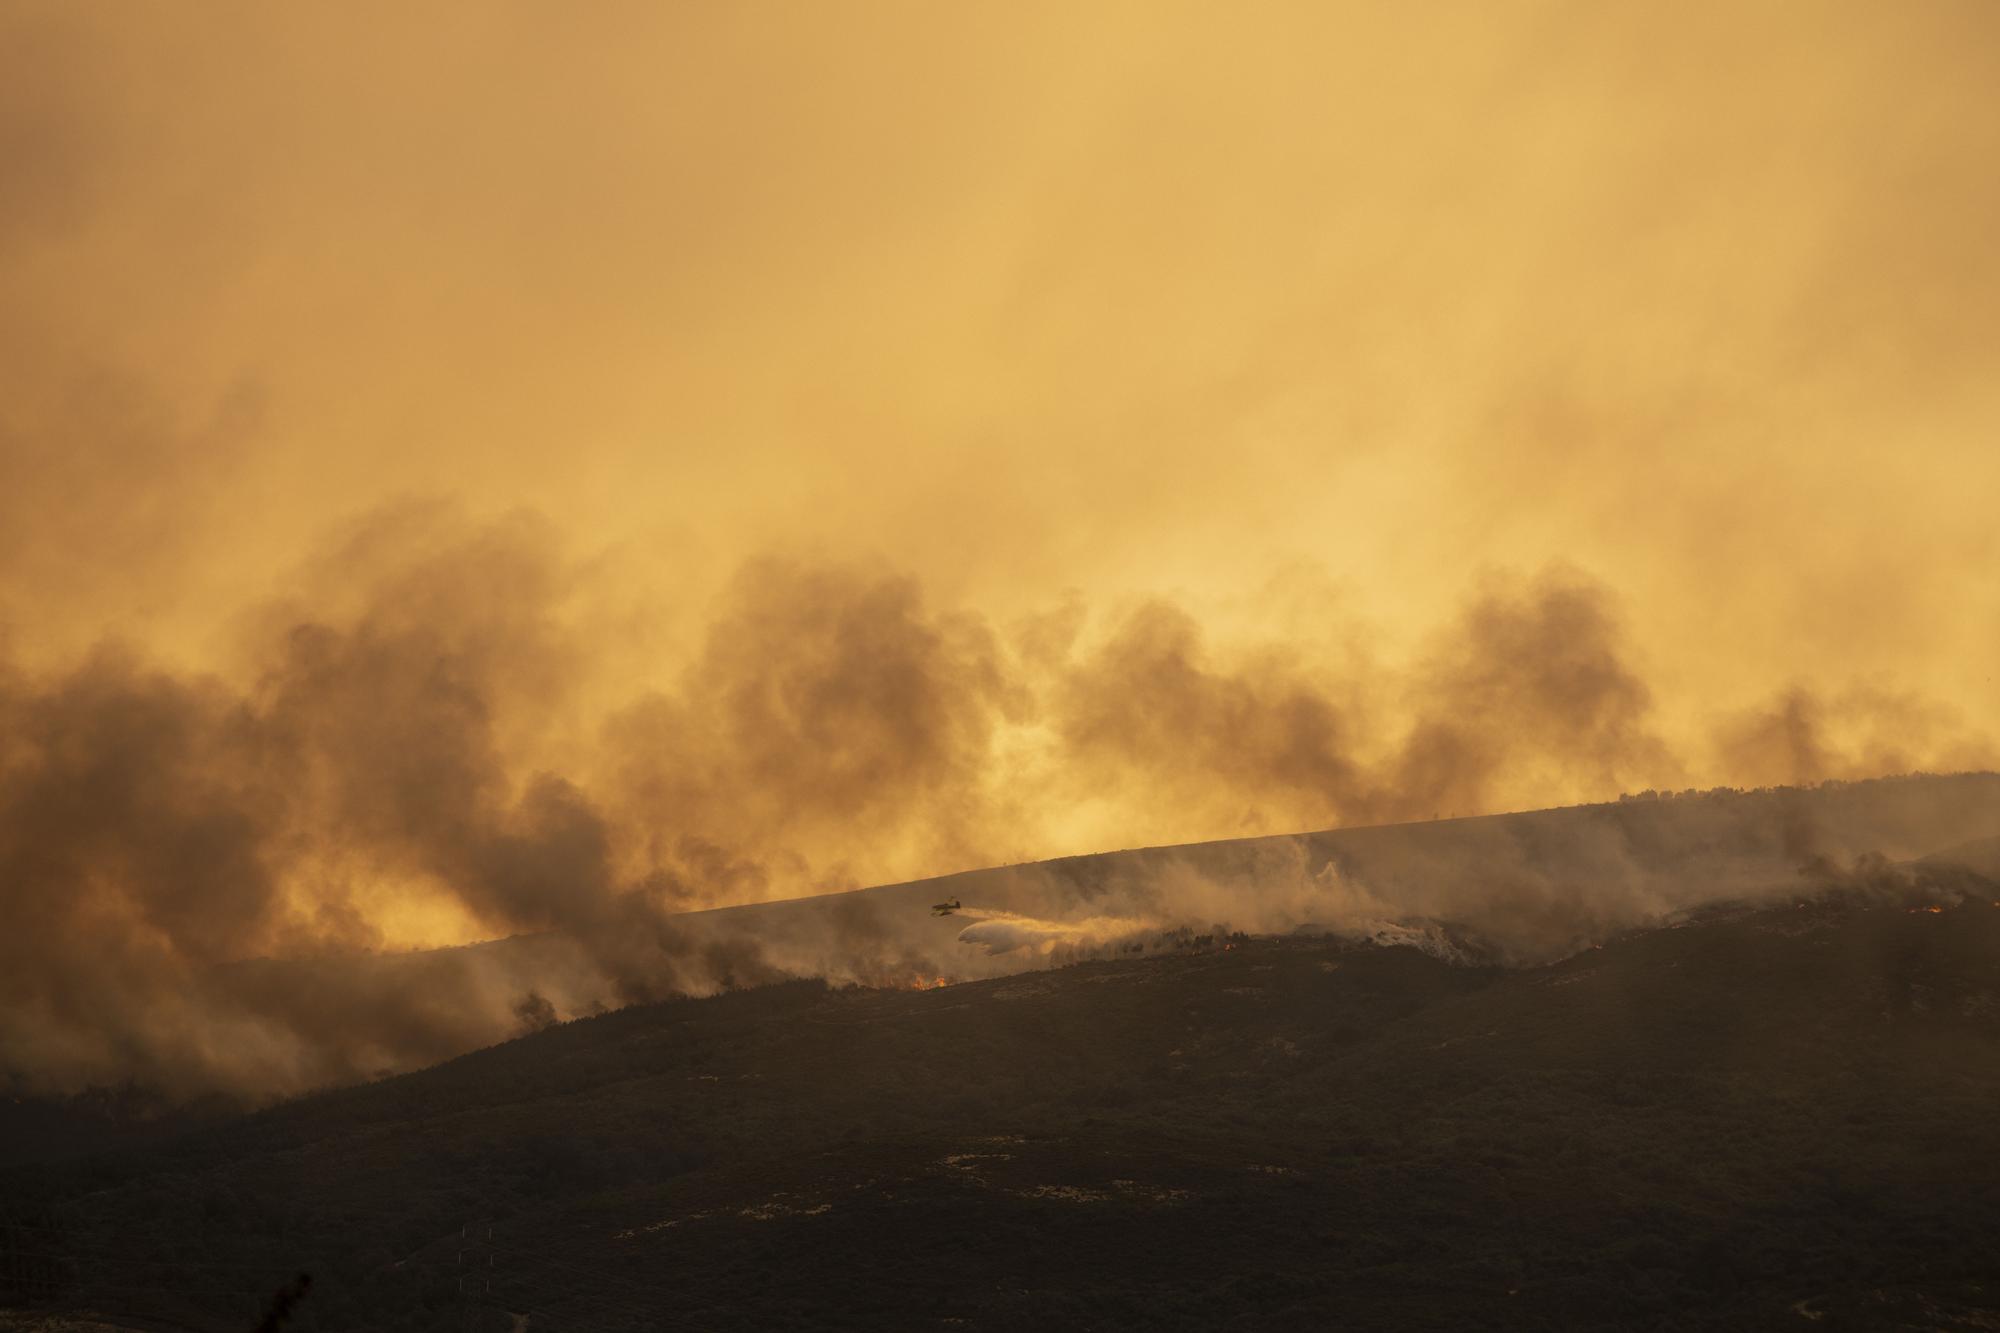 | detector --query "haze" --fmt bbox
[3,3,1995,964]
